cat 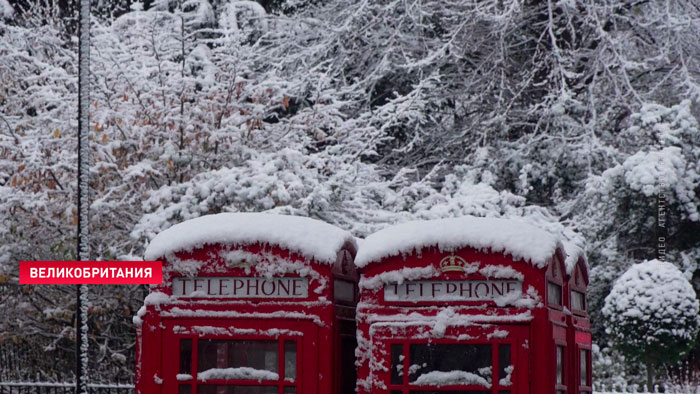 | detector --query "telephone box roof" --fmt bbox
[144,212,356,264]
[354,216,562,269]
